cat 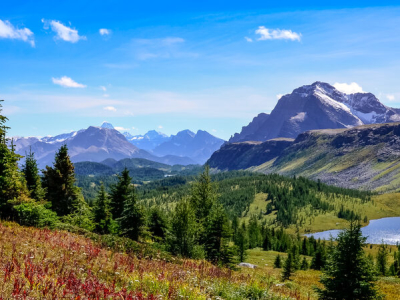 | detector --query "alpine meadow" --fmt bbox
[2,1,400,299]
